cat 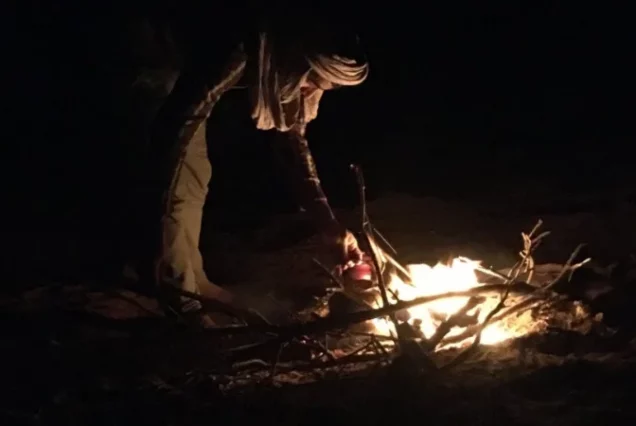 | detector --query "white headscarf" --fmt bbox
[251,32,369,132]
